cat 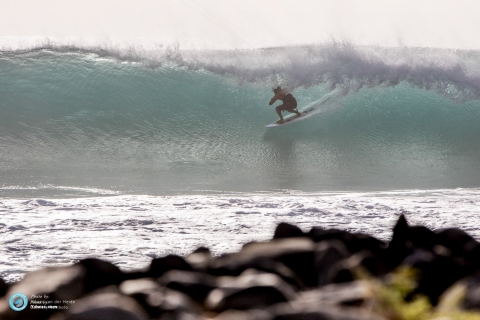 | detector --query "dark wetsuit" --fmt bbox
[277,93,297,112]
